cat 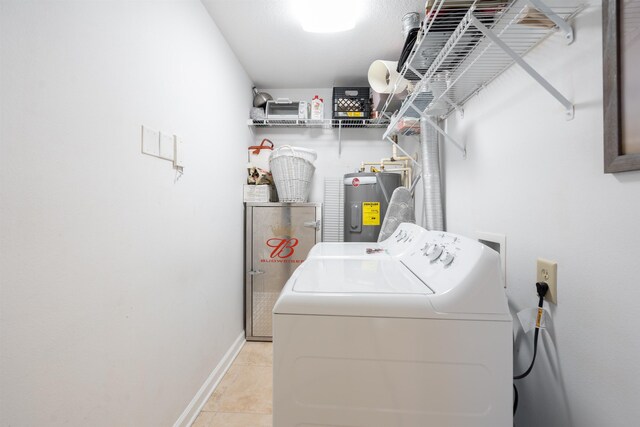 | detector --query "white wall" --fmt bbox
[443,3,640,426]
[0,1,251,426]
[255,89,404,203]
